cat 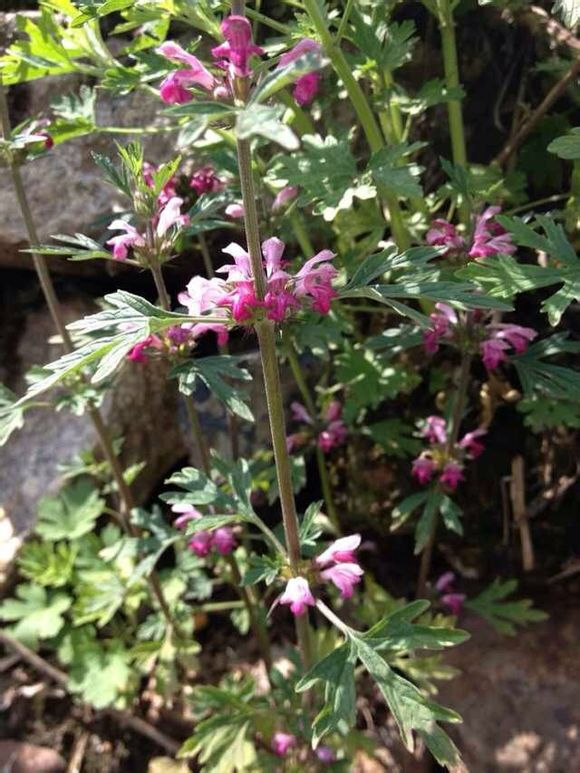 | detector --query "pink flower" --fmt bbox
[272,185,299,212]
[178,275,230,344]
[481,338,509,370]
[225,203,244,218]
[493,324,537,354]
[435,571,456,594]
[212,526,236,555]
[316,534,361,566]
[459,428,487,459]
[469,206,515,259]
[426,219,465,255]
[271,732,297,757]
[318,421,347,452]
[157,41,216,104]
[188,531,214,557]
[423,303,458,354]
[156,196,189,237]
[422,416,447,445]
[190,165,224,196]
[127,336,154,363]
[279,577,316,616]
[278,38,322,68]
[293,72,320,105]
[171,502,203,529]
[441,592,466,616]
[320,562,364,599]
[294,250,338,313]
[412,456,436,485]
[440,462,465,490]
[316,747,336,764]
[106,220,145,260]
[325,401,342,423]
[291,402,313,425]
[211,16,263,78]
